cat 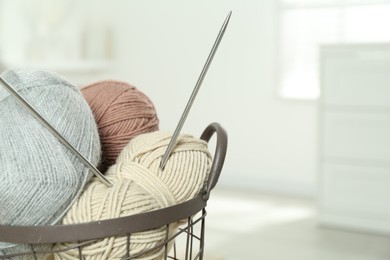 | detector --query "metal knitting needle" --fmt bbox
[160,11,232,170]
[0,77,113,187]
